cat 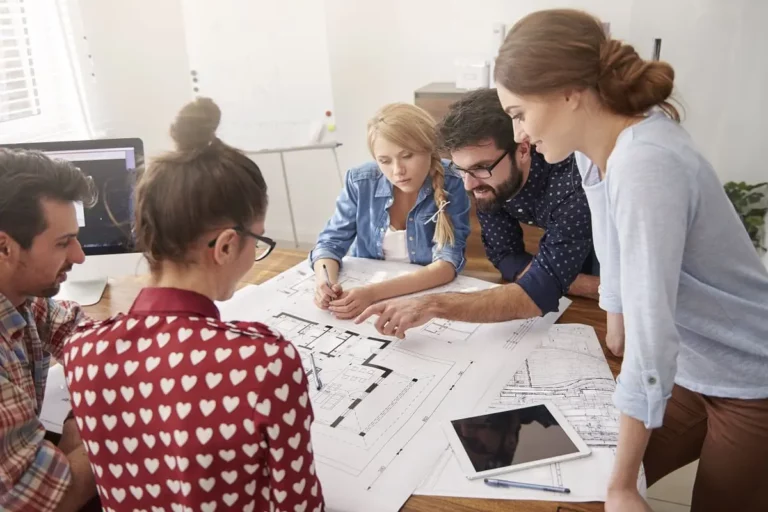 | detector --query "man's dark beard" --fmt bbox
[472,165,524,213]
